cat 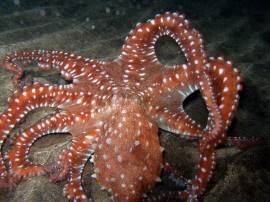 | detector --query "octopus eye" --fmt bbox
[183,90,208,127]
